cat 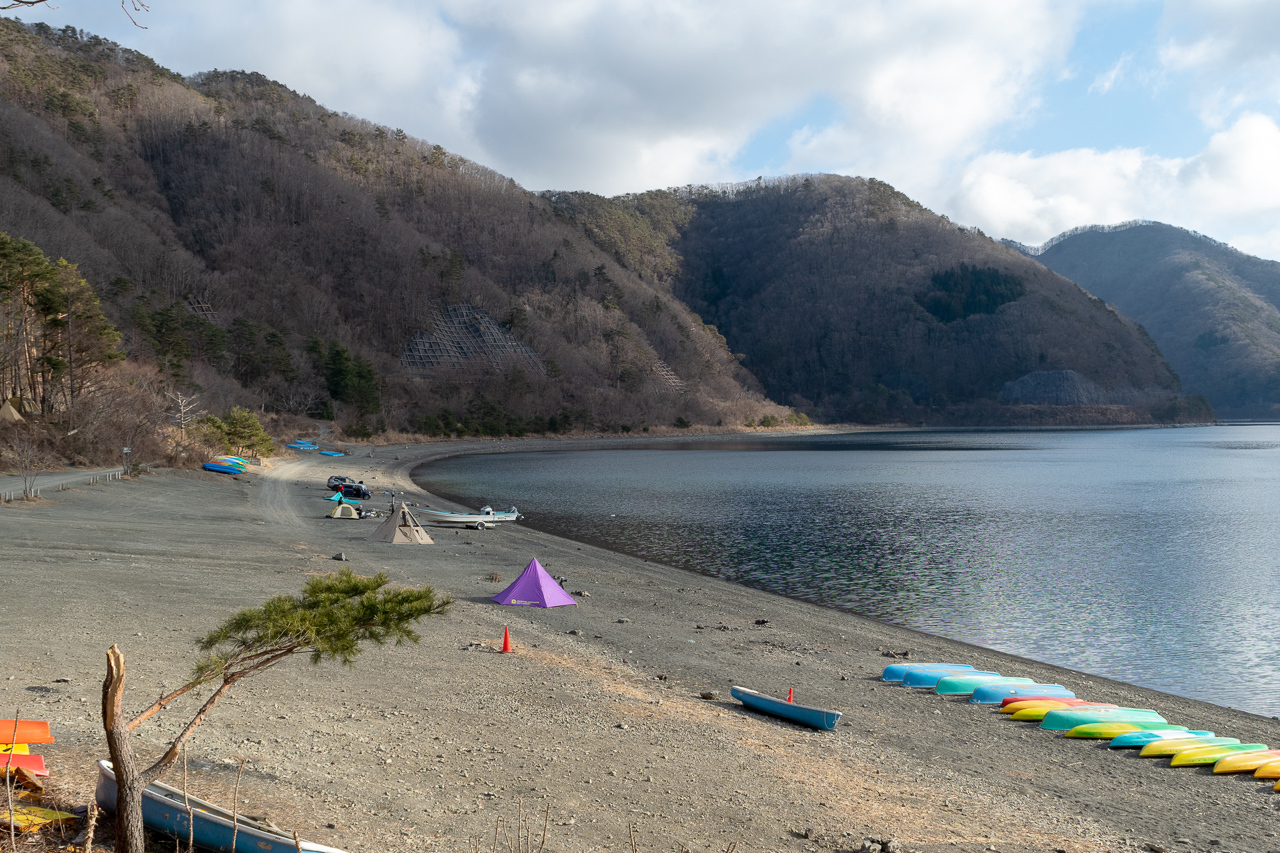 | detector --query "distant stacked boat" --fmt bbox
[202,456,250,475]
